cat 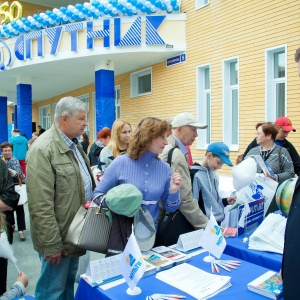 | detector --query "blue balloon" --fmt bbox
[131,0,137,5]
[75,4,83,10]
[110,11,115,17]
[147,7,152,13]
[141,5,147,12]
[66,10,72,17]
[33,14,39,20]
[127,10,133,16]
[155,1,161,8]
[87,11,93,17]
[171,0,177,6]
[82,7,88,14]
[42,20,48,26]
[93,1,99,8]
[99,5,104,12]
[173,5,179,11]
[161,3,166,10]
[150,0,156,4]
[30,24,36,29]
[111,0,118,7]
[46,10,52,16]
[56,17,61,23]
[117,4,123,10]
[122,7,127,14]
[19,27,24,33]
[103,8,109,15]
[60,7,67,13]
[50,13,56,20]
[136,3,143,9]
